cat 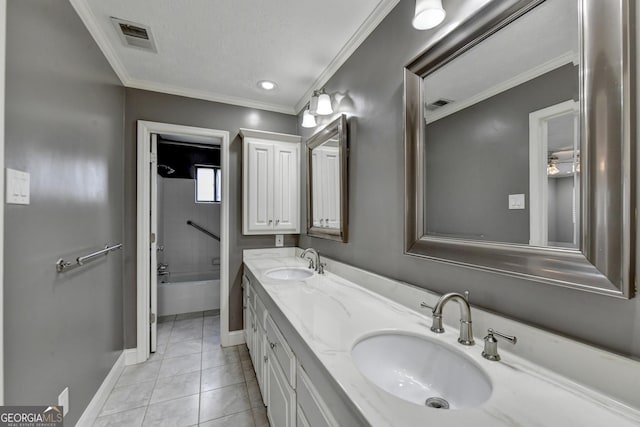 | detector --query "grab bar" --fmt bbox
[186,220,220,241]
[56,243,123,272]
